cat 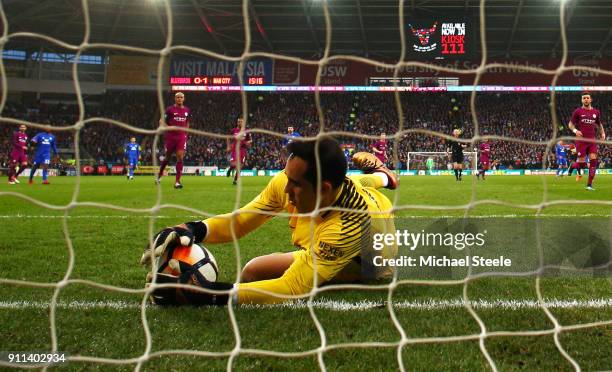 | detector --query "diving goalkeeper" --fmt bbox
[141,136,398,306]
